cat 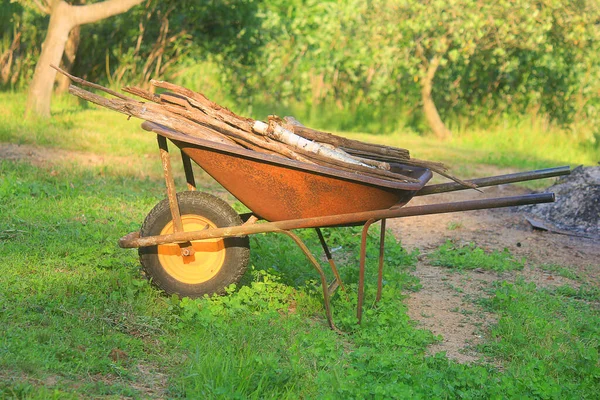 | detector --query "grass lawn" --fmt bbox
[1,93,599,398]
